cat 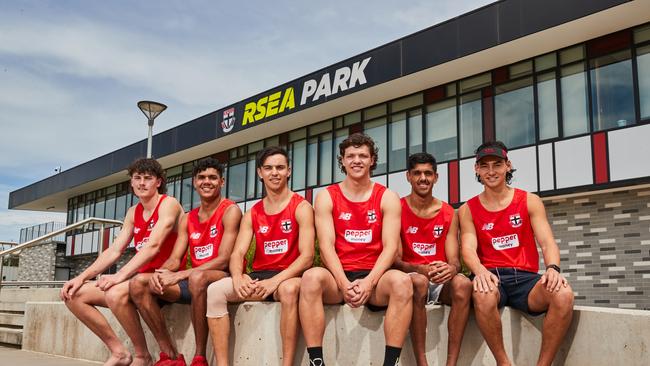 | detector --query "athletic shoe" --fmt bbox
[189,355,209,366]
[154,352,173,366]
